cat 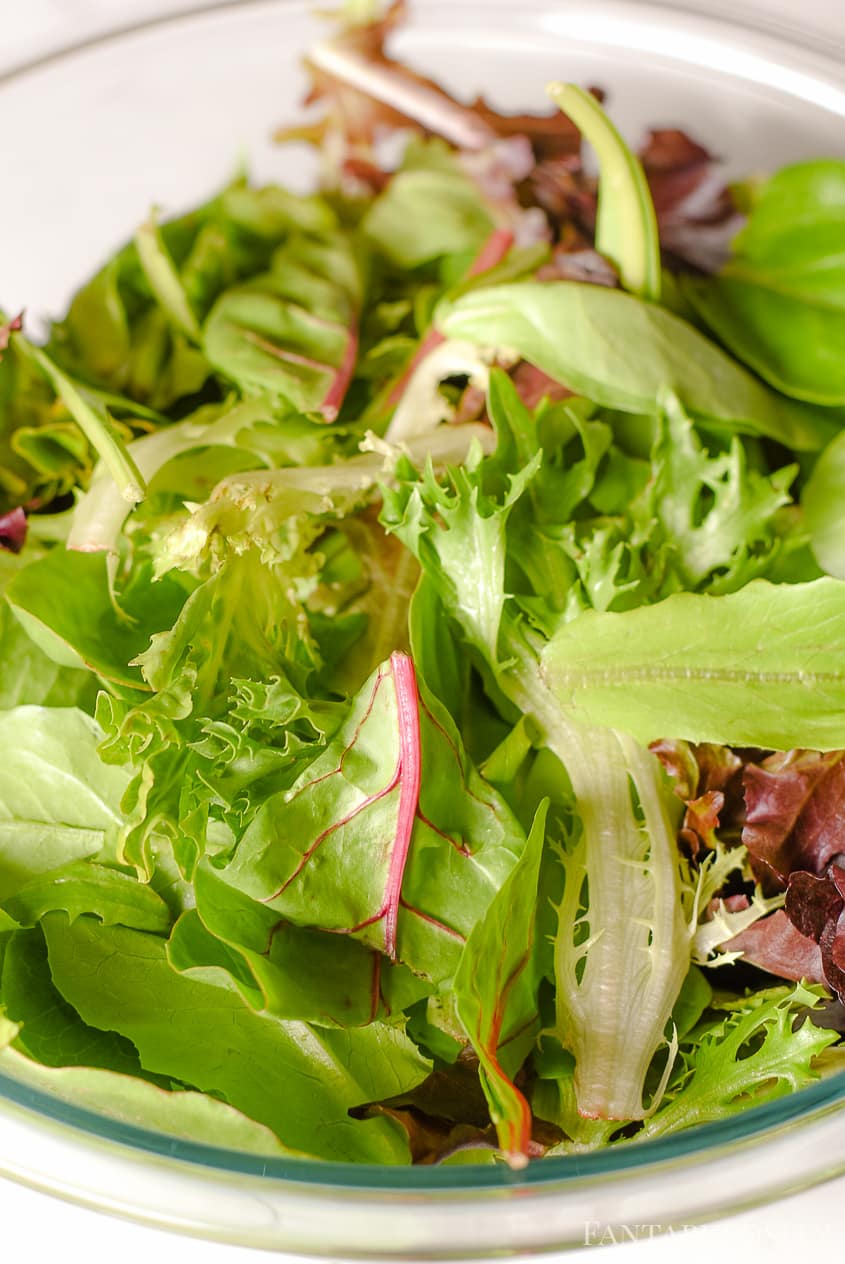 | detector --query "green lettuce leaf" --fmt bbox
[135,212,202,342]
[203,230,362,418]
[363,166,495,268]
[4,861,170,932]
[542,577,845,749]
[5,550,187,689]
[0,554,96,710]
[12,334,145,505]
[170,867,429,1026]
[0,707,130,899]
[48,183,336,413]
